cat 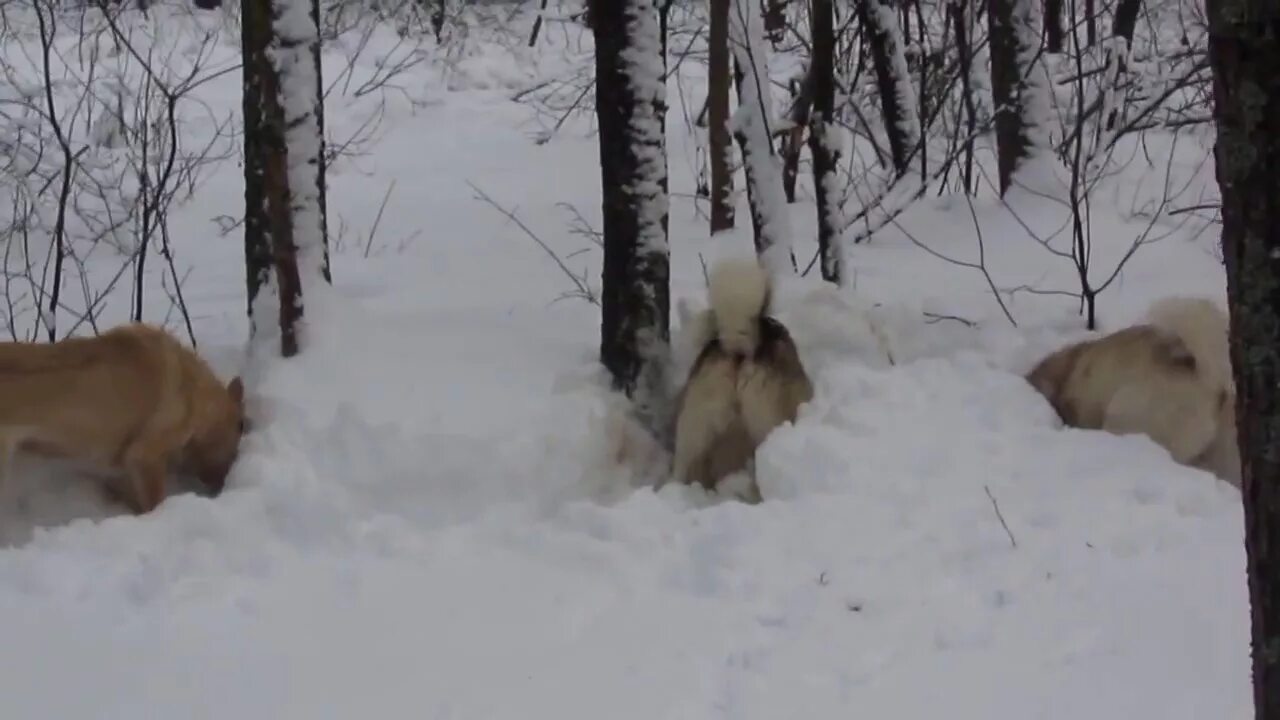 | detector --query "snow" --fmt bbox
[0,2,1251,718]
